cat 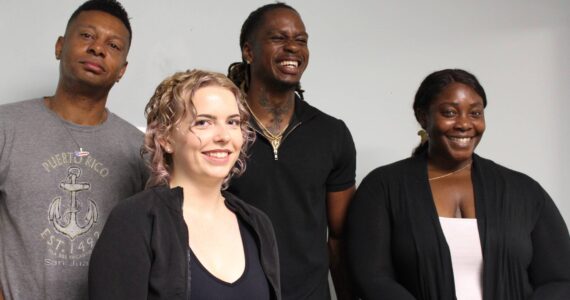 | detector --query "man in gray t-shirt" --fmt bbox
[0,1,147,299]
